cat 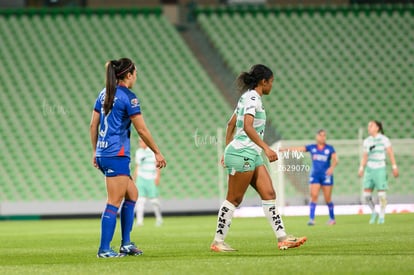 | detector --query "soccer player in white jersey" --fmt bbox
[134,138,163,226]
[358,121,399,224]
[210,64,306,252]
